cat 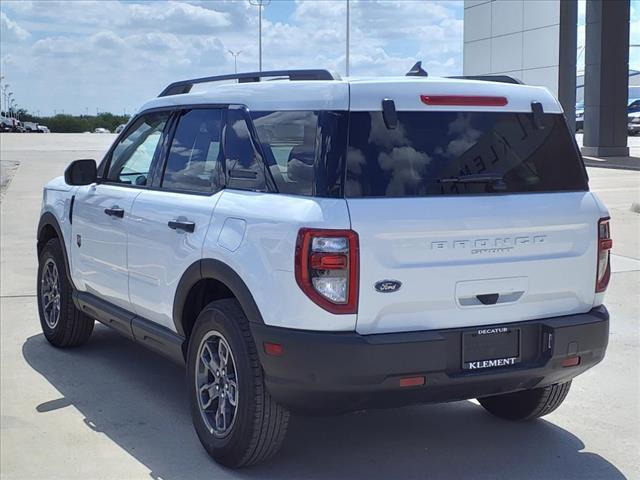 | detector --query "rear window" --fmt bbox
[251,111,319,195]
[346,111,588,198]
